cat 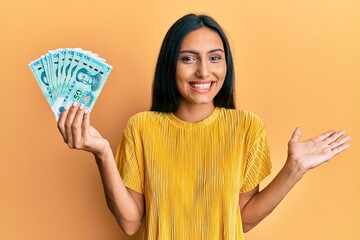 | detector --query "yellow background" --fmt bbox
[0,0,359,239]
